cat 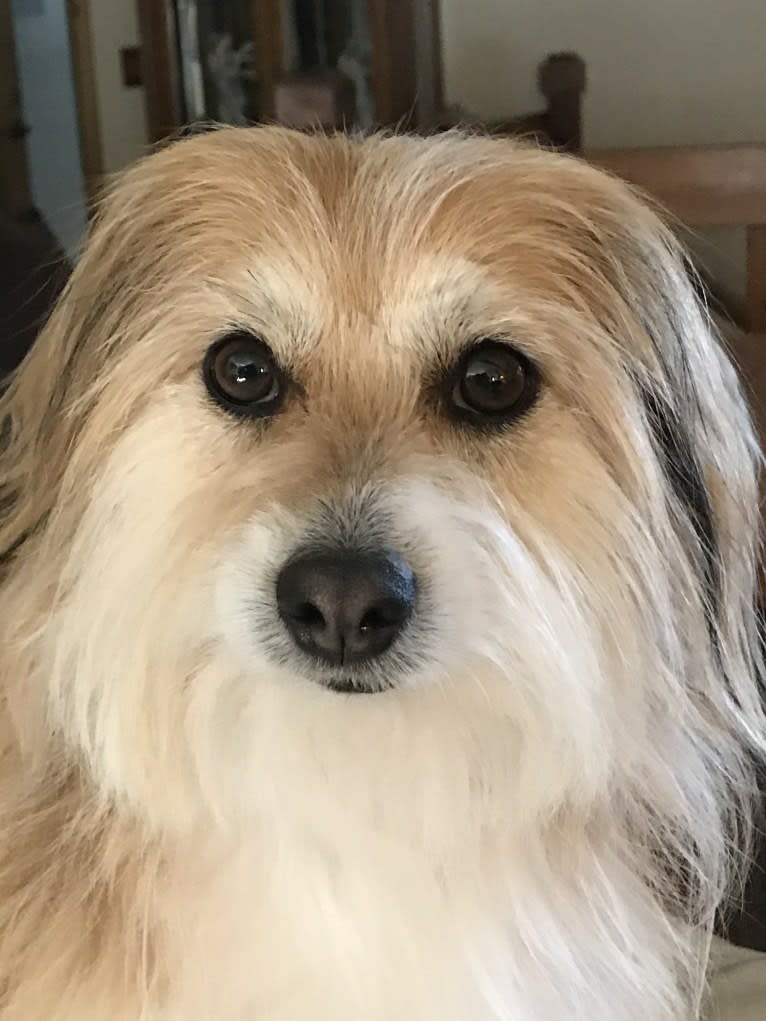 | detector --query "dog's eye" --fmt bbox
[203,333,284,417]
[448,341,538,424]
